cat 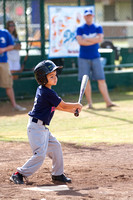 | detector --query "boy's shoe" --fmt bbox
[14,104,27,111]
[10,172,24,184]
[52,174,71,183]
